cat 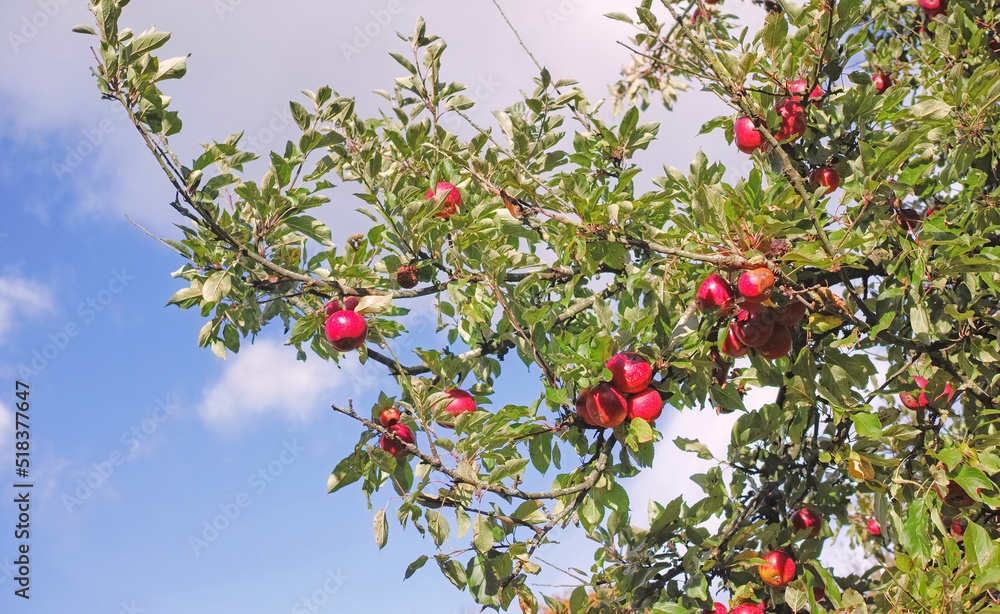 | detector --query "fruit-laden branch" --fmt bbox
[330,402,612,501]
